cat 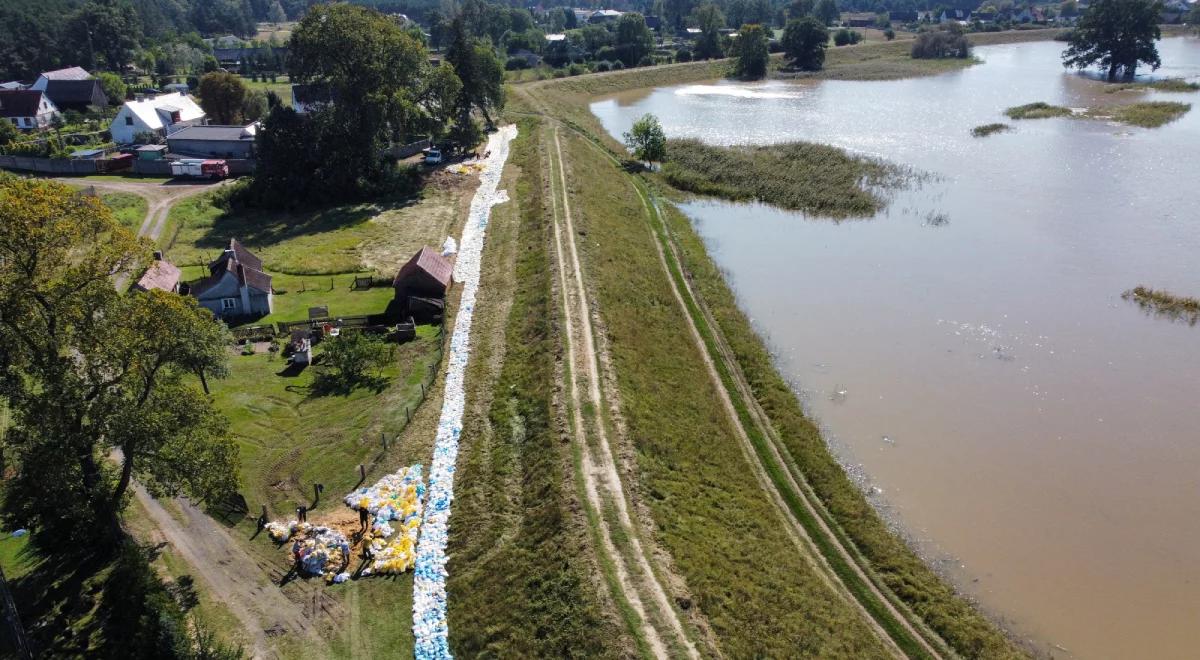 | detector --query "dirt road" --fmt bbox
[547,126,701,659]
